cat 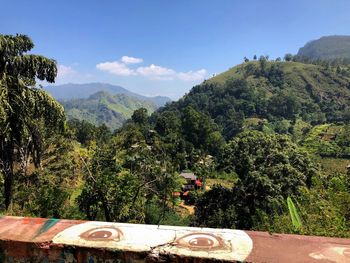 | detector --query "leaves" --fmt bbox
[0,34,64,208]
[287,196,302,230]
